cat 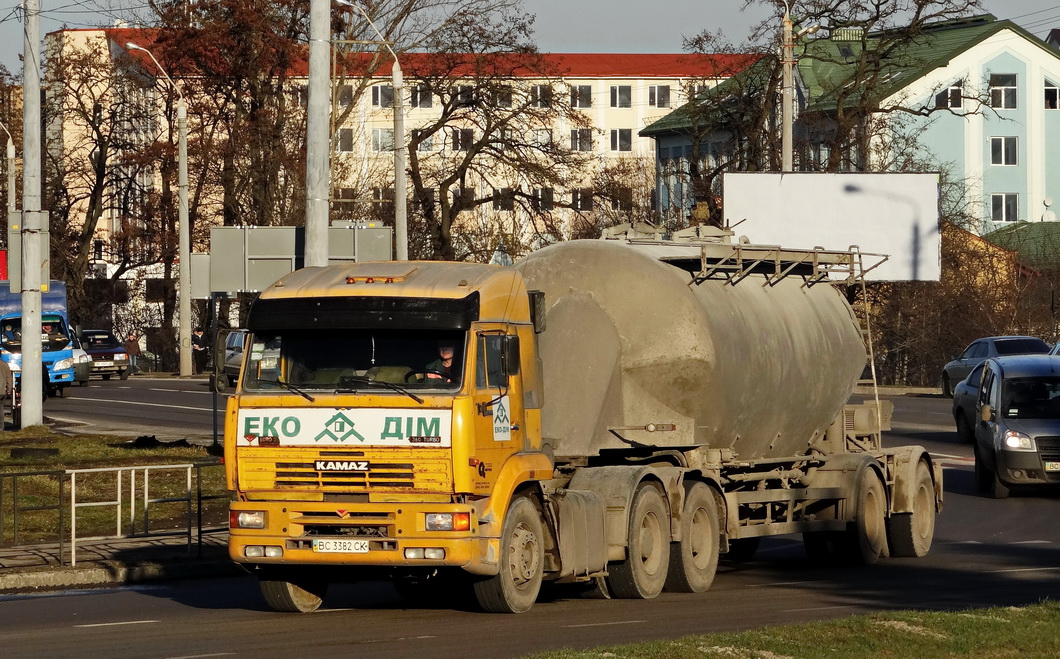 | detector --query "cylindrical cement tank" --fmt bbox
[515,240,866,460]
